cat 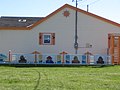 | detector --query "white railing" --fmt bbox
[64,54,111,65]
[0,53,112,65]
[11,53,62,64]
